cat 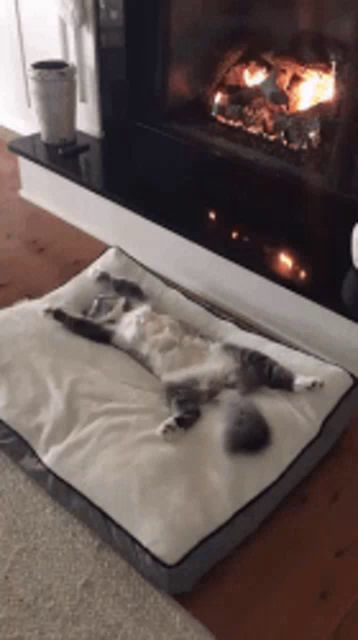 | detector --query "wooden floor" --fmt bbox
[1,138,357,640]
